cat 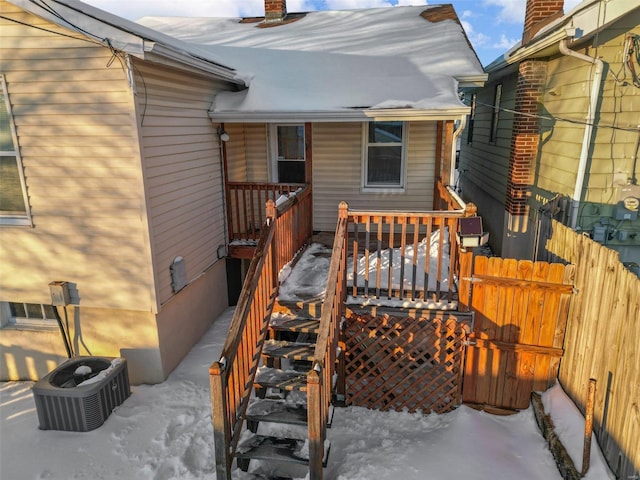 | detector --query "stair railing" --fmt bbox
[210,219,277,480]
[307,202,349,480]
[210,184,313,480]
